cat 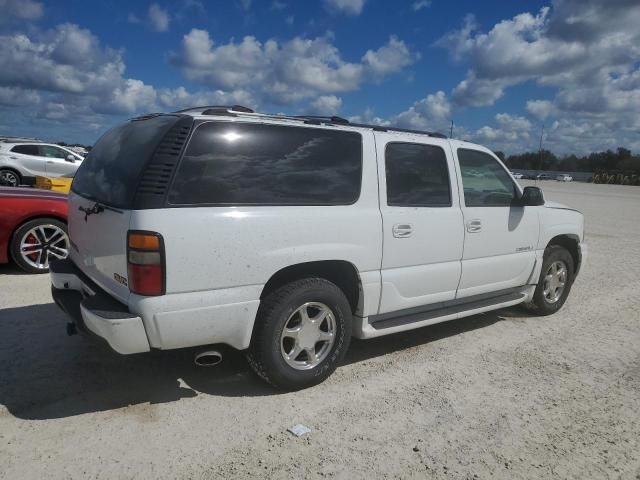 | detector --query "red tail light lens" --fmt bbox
[127,231,165,296]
